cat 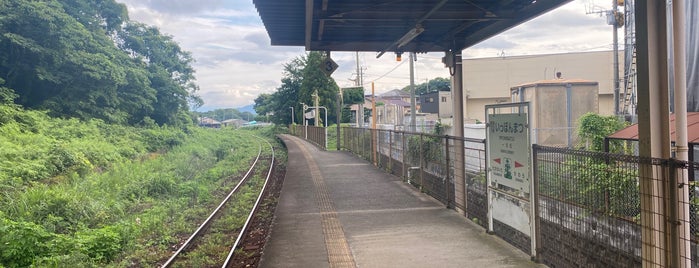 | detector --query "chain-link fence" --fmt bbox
[533,145,697,267]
